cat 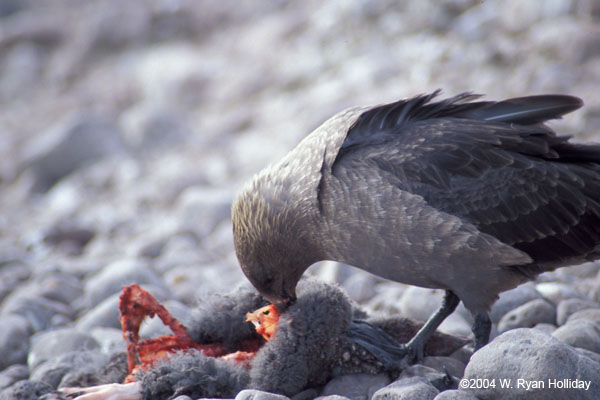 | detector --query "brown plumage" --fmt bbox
[232,91,600,360]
